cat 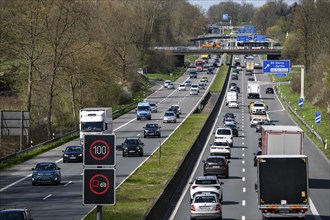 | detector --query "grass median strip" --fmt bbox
[84,113,209,219]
